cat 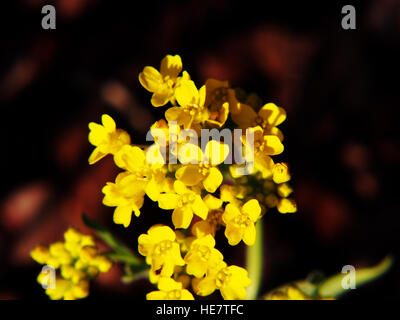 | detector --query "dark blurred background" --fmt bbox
[0,0,399,299]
